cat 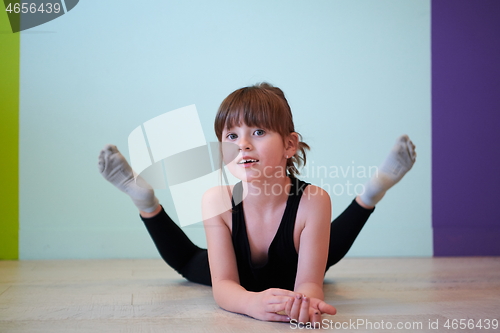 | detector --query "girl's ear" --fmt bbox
[285,132,299,158]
